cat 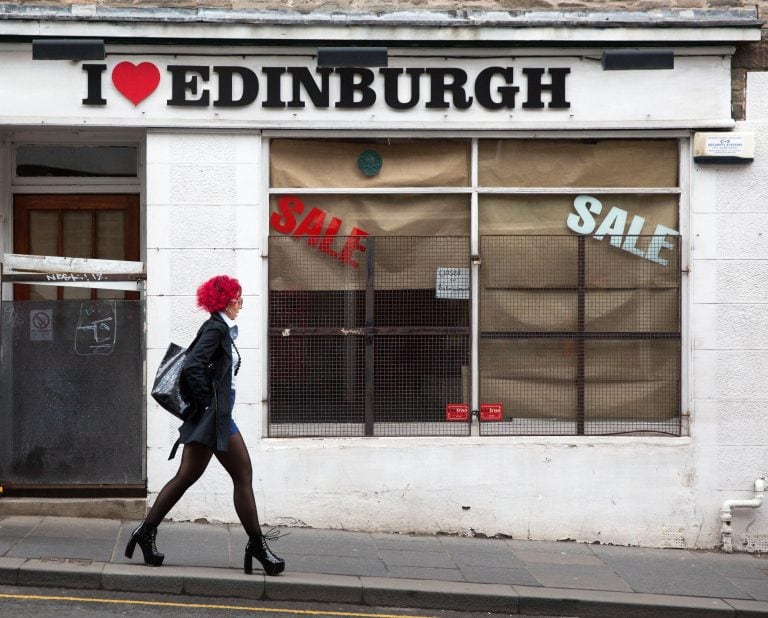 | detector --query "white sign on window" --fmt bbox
[436,267,470,299]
